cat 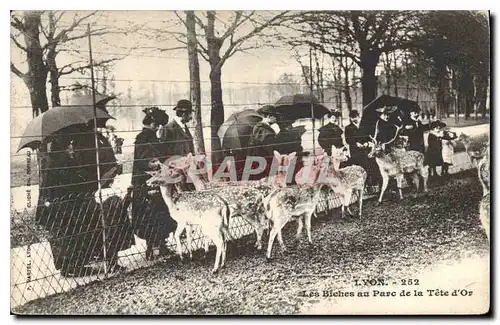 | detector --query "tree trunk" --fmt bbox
[360,48,379,106]
[23,12,49,117]
[392,52,398,97]
[206,11,224,166]
[209,66,224,165]
[343,63,353,112]
[46,46,61,108]
[383,52,391,95]
[186,11,206,156]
